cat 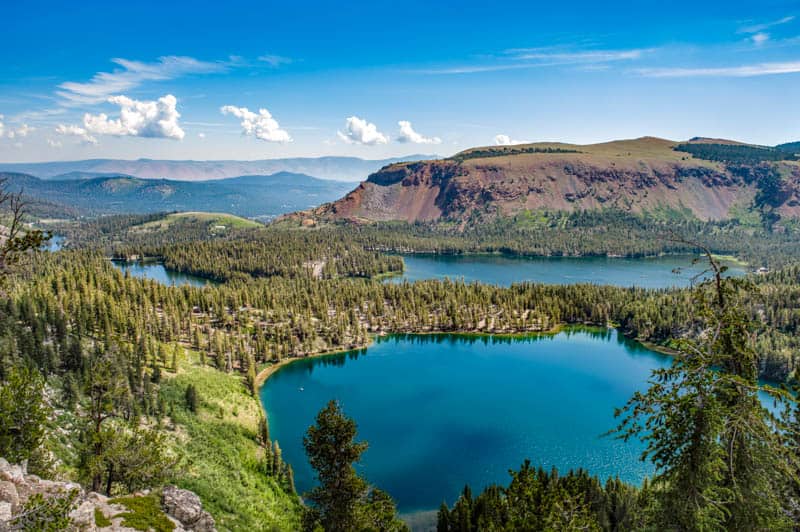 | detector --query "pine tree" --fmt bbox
[185,384,198,413]
[614,248,798,529]
[302,400,368,531]
[0,366,48,462]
